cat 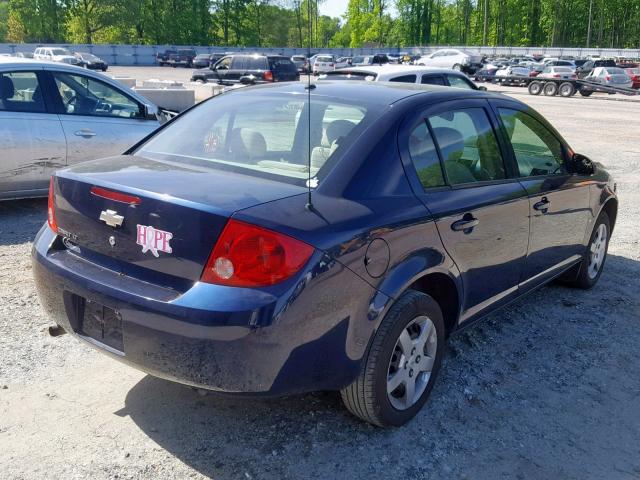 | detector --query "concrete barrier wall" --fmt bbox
[1,43,639,64]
